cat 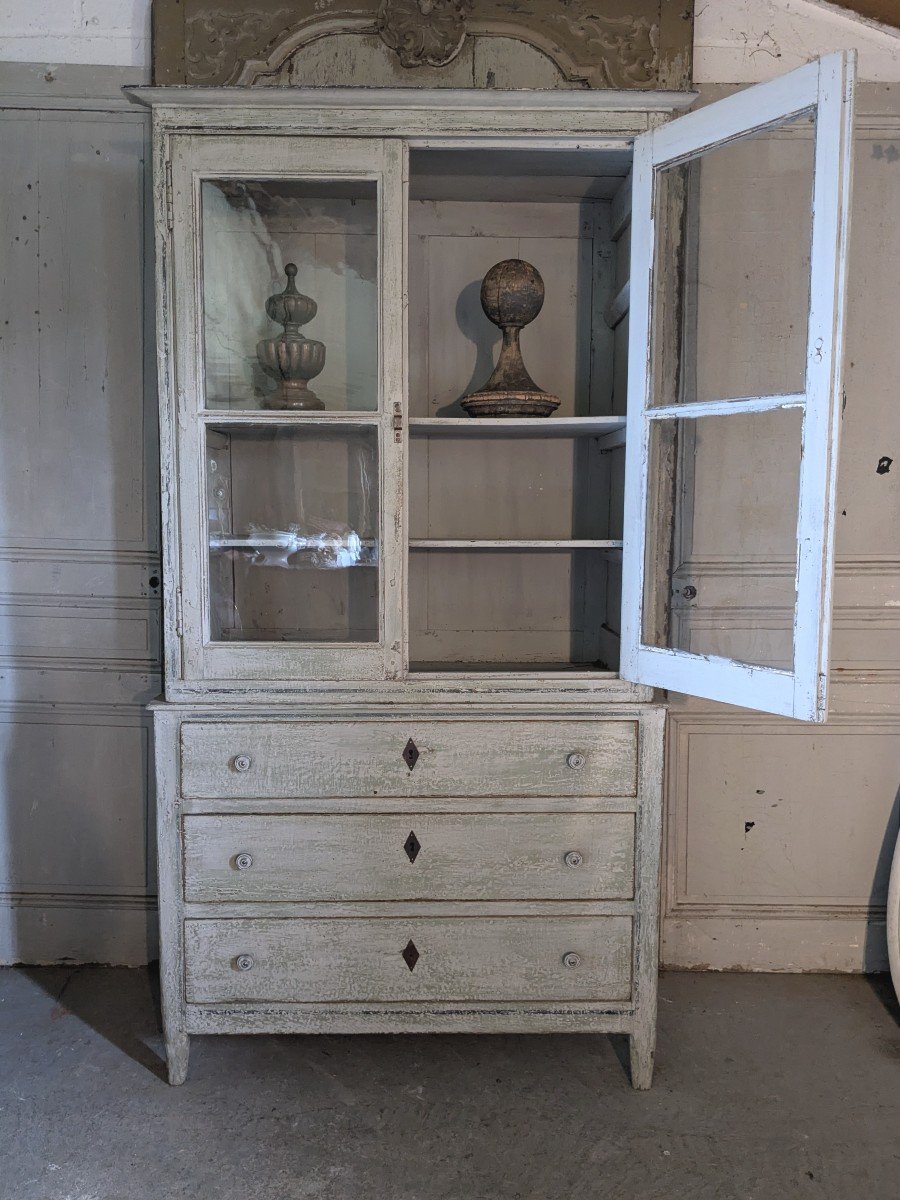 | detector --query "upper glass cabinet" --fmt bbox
[152,59,851,707]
